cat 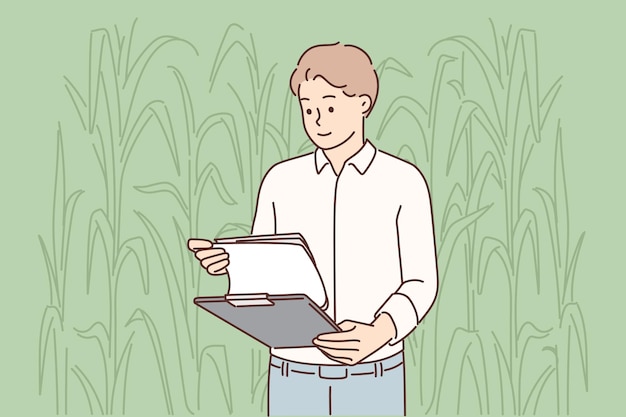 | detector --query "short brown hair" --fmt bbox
[290,42,379,117]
